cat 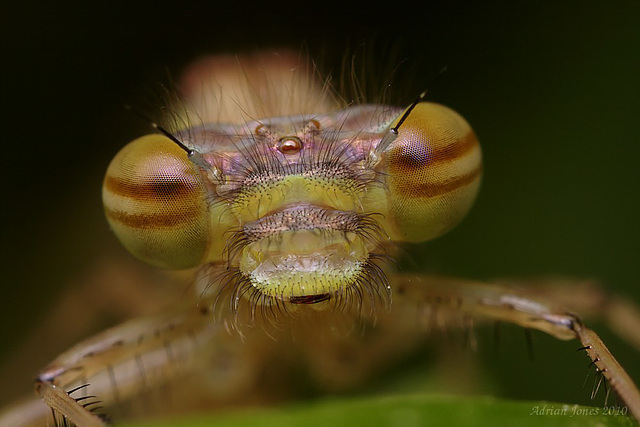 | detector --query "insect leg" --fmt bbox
[489,278,640,353]
[31,304,228,425]
[393,274,640,421]
[36,382,105,427]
